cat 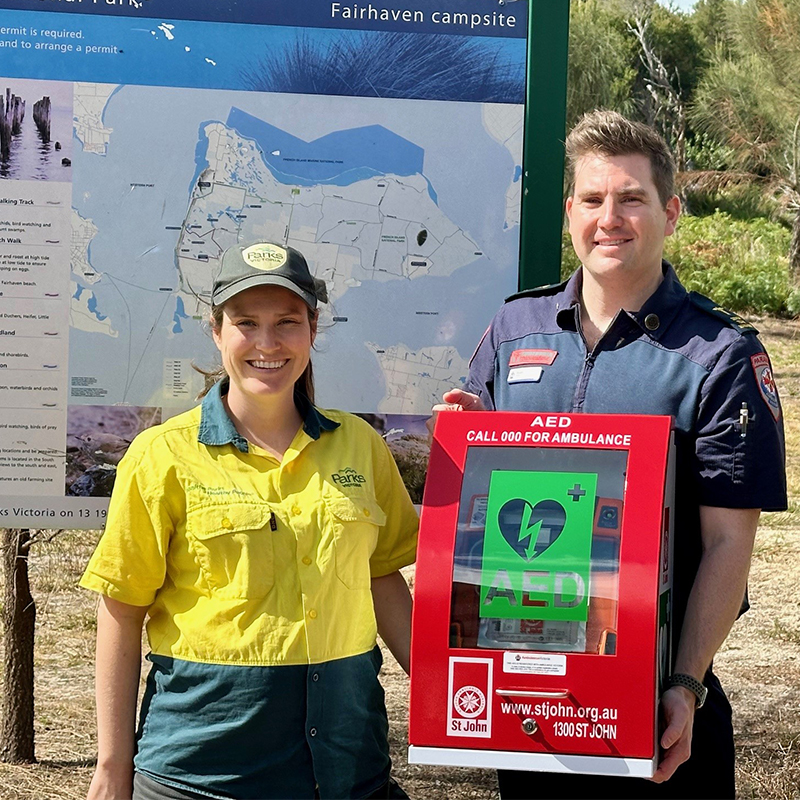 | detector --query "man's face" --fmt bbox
[565,153,680,284]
